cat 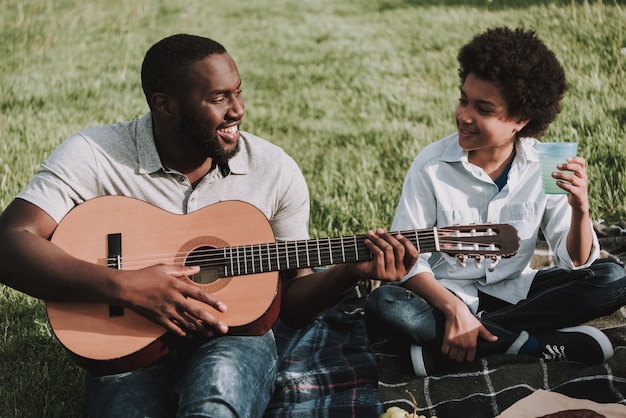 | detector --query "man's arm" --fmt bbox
[279,229,419,327]
[0,199,229,338]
